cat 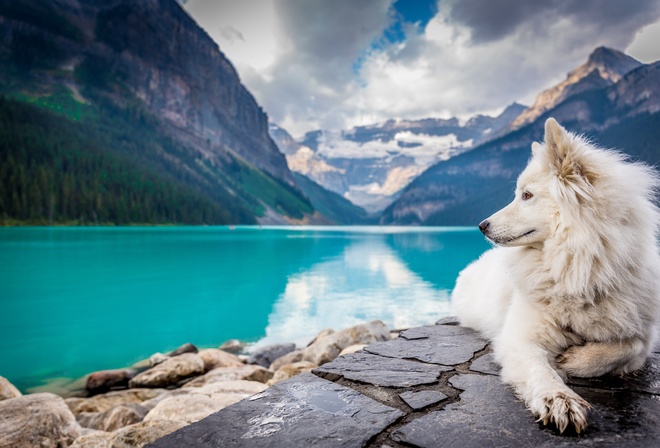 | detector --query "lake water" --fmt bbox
[0,226,490,393]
